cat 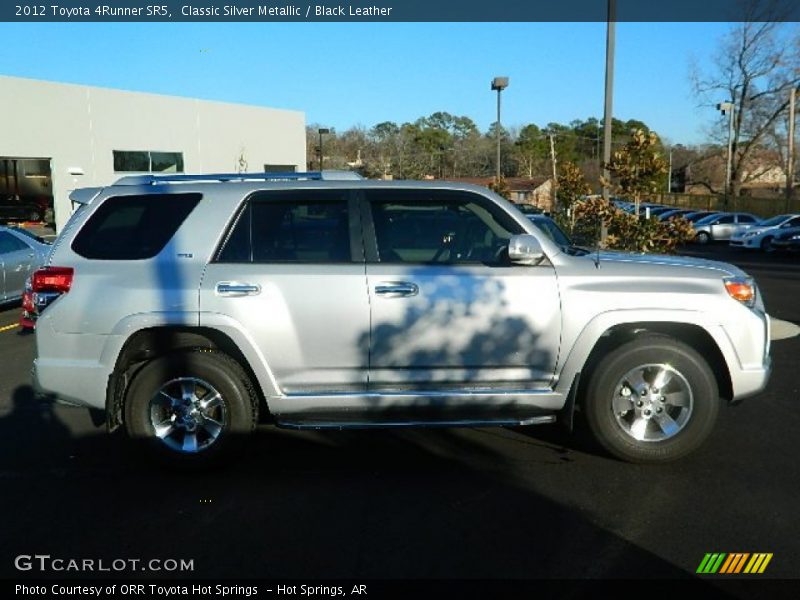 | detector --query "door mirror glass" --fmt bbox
[508,234,545,265]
